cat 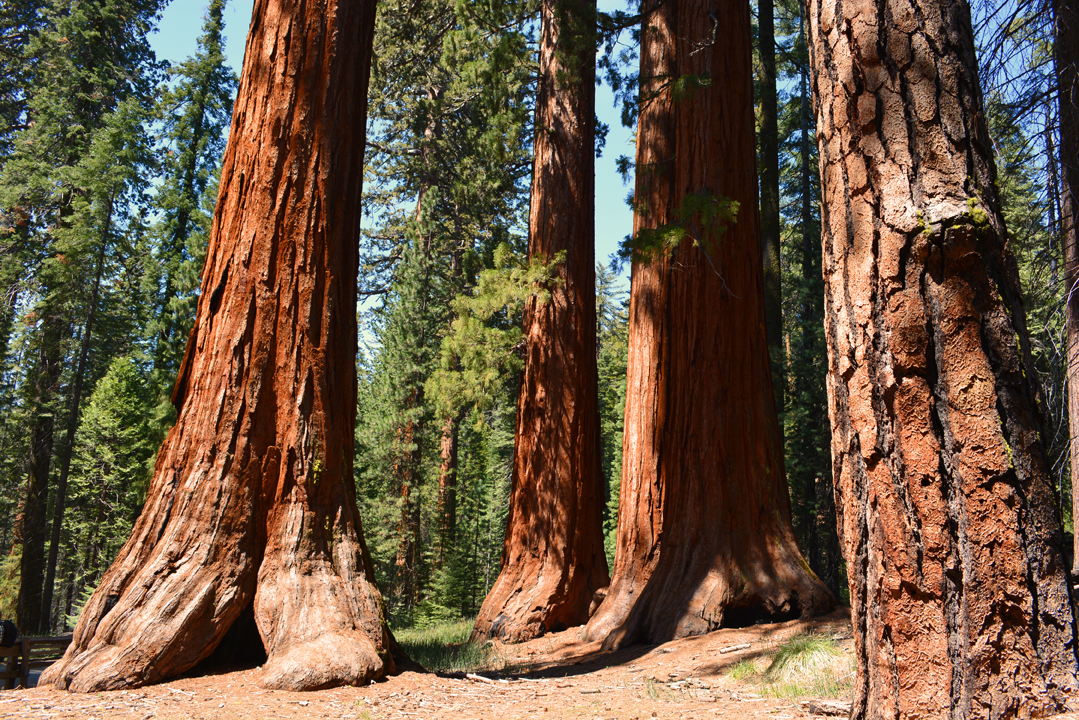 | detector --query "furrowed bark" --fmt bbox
[585,0,833,649]
[808,0,1079,714]
[471,0,610,643]
[41,0,389,692]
